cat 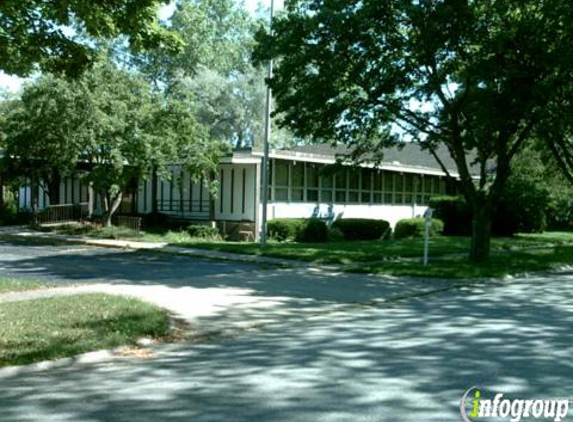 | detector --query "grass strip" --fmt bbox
[0,293,170,367]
